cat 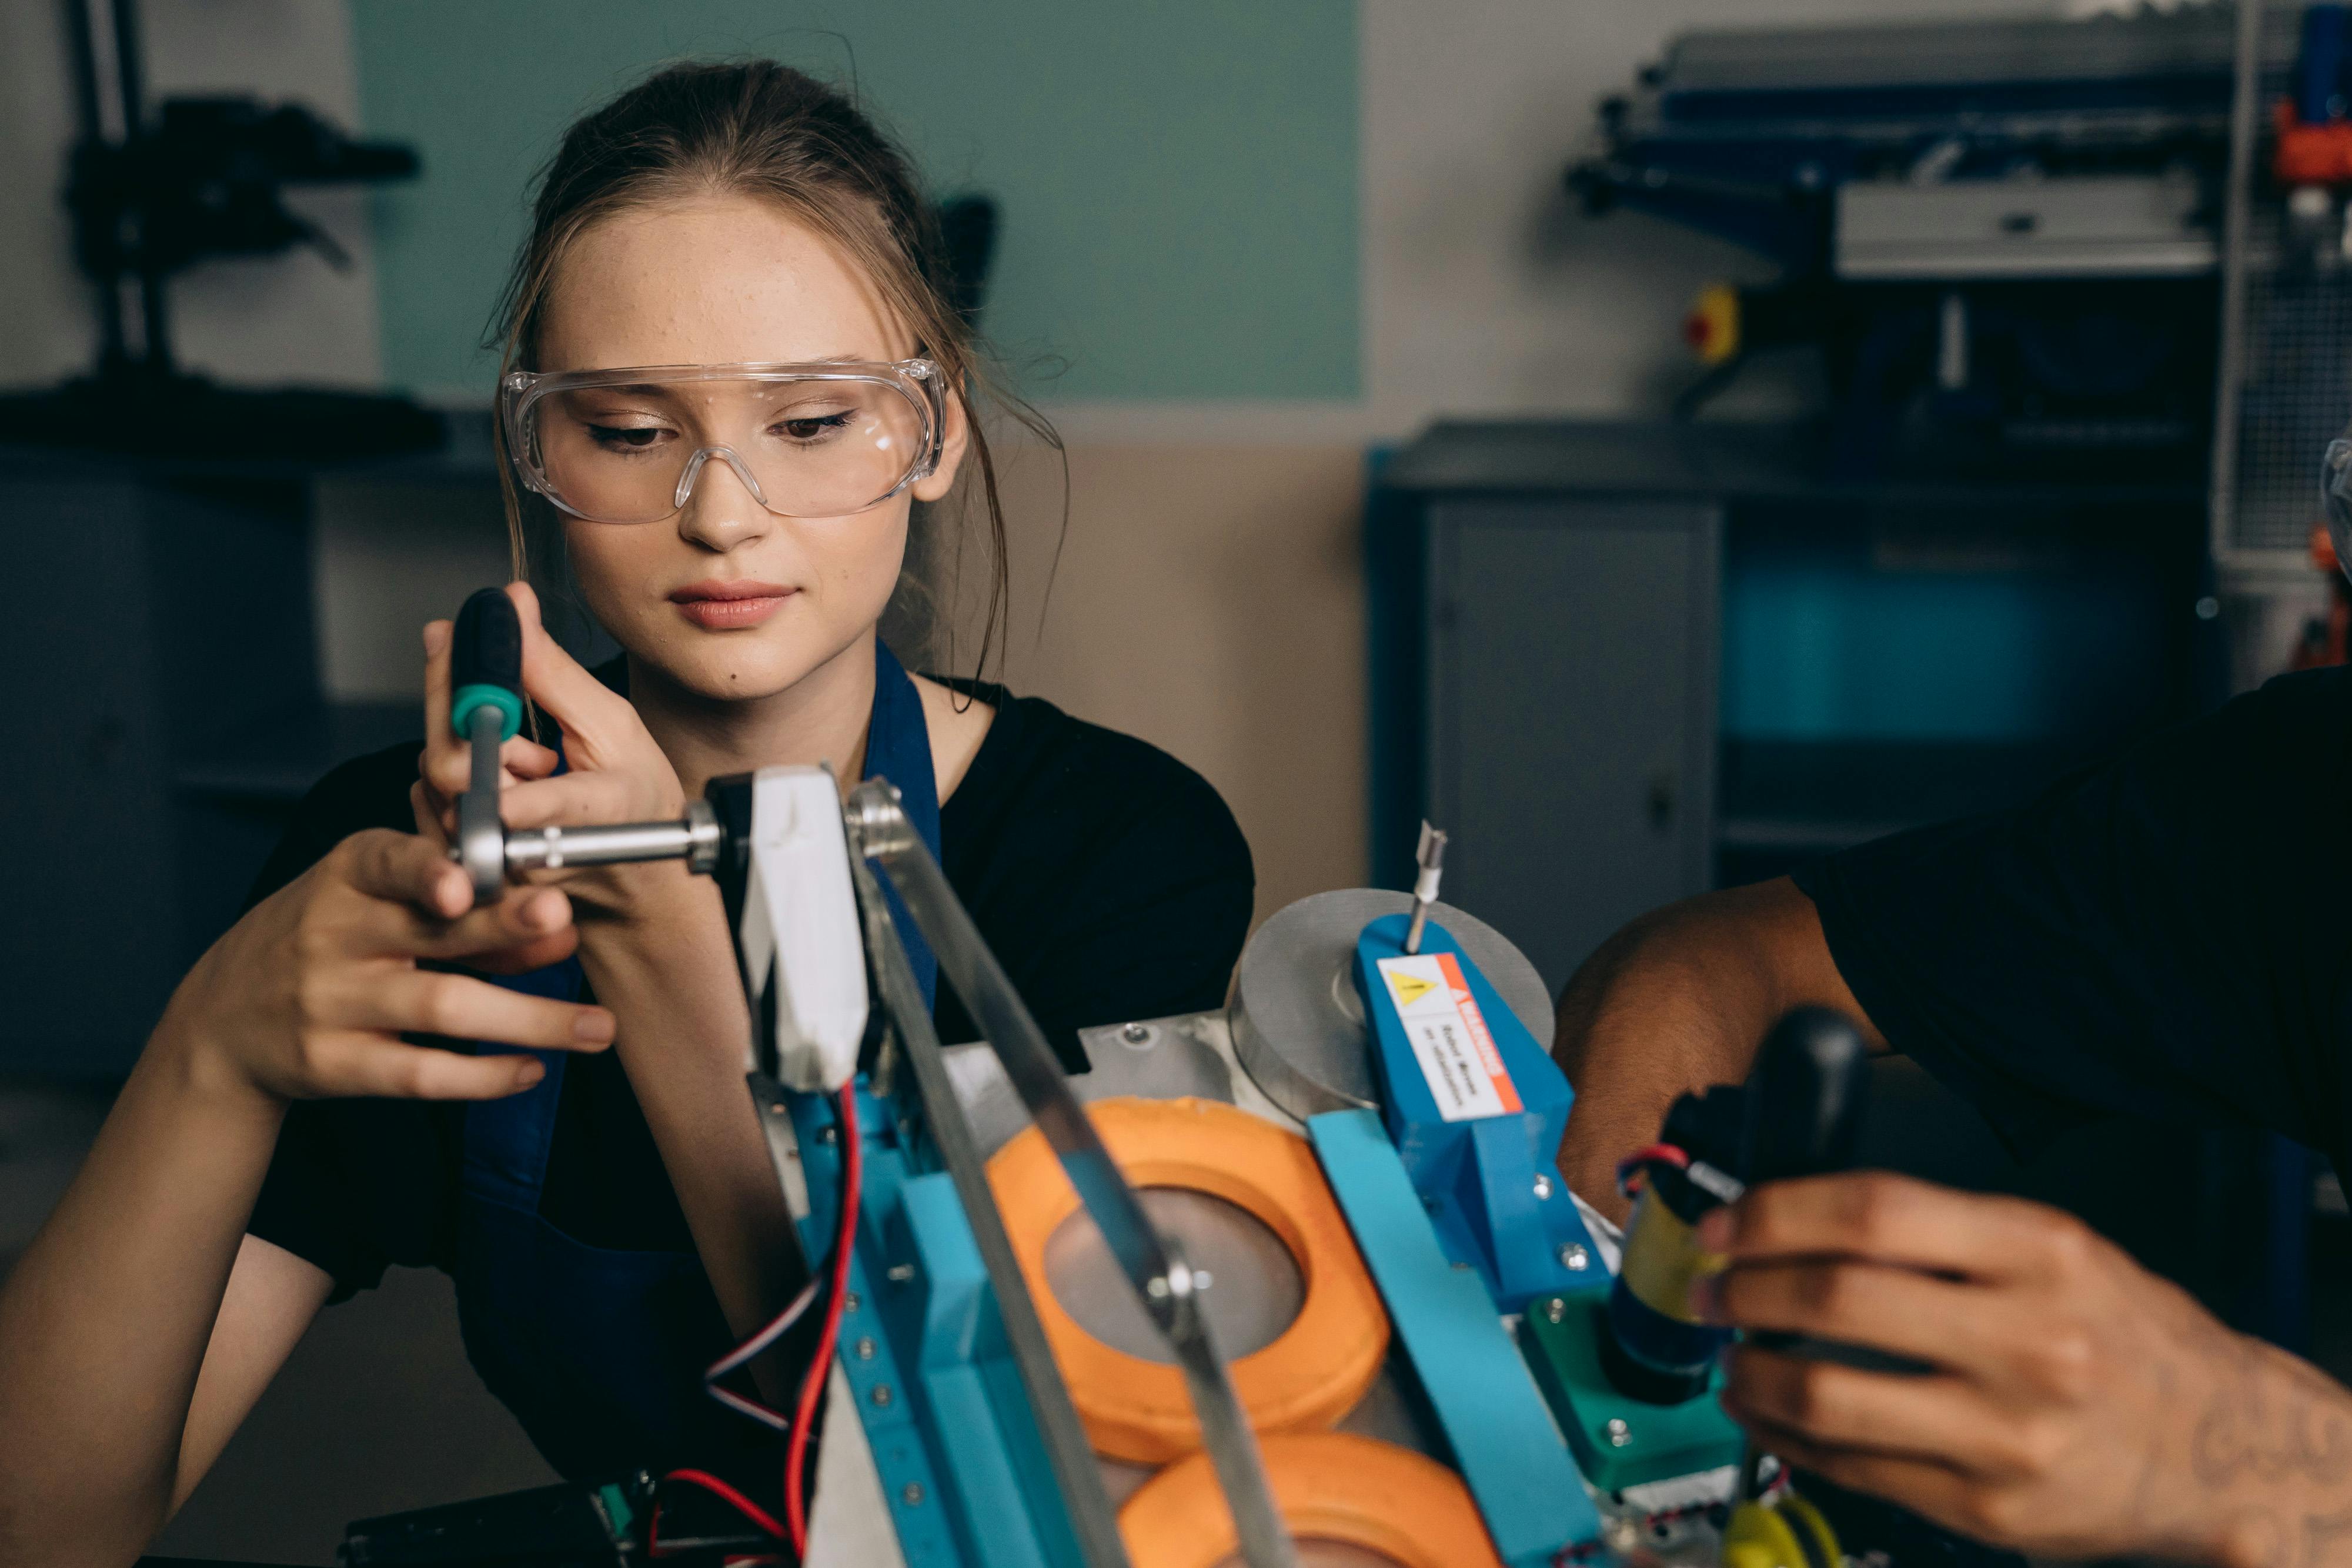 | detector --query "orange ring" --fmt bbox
[984,1096,1389,1464]
[1119,1432,1502,1568]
